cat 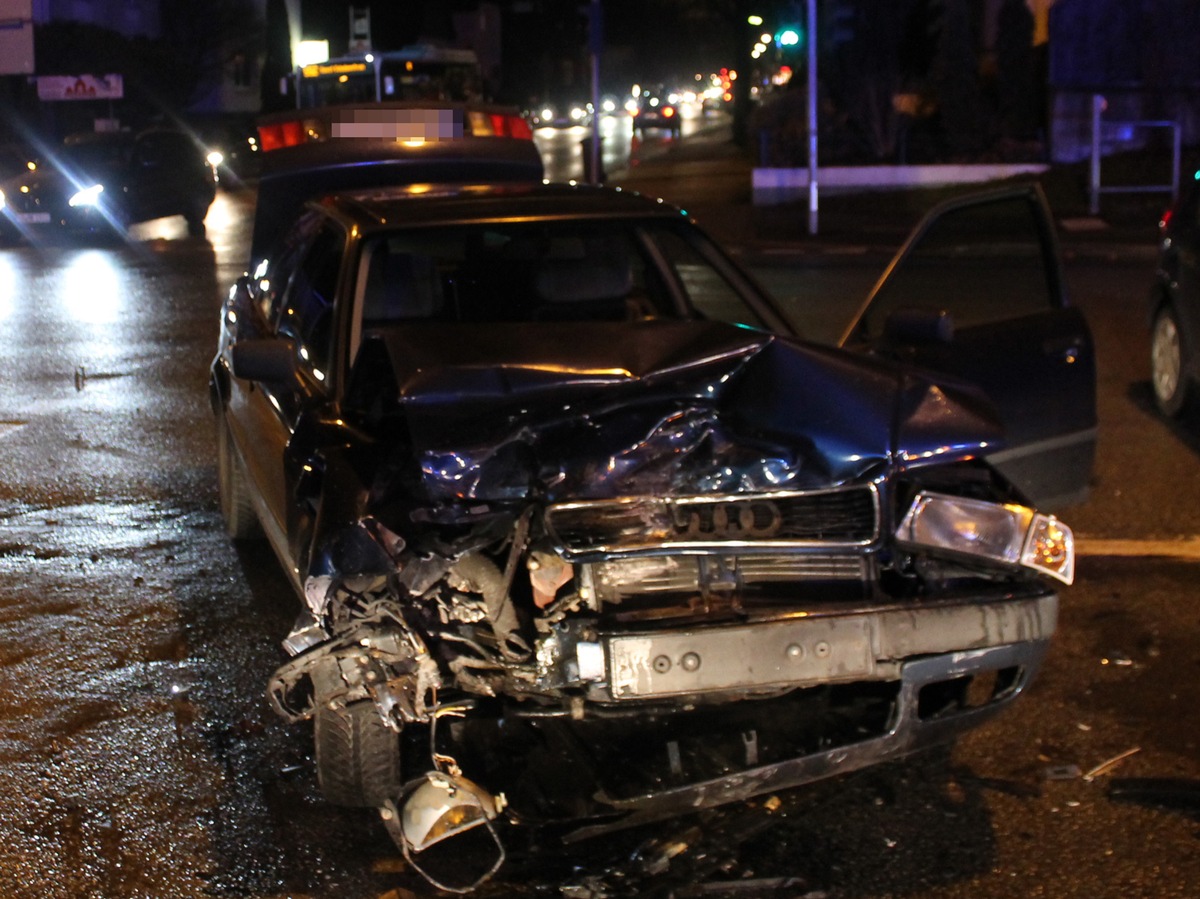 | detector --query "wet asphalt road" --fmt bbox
[1,167,1200,898]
